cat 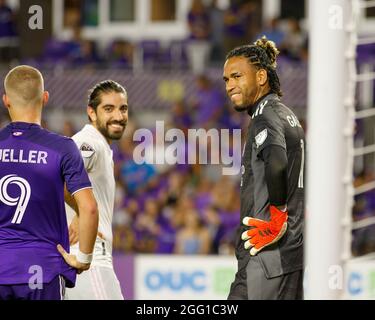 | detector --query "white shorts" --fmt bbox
[65,266,124,300]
